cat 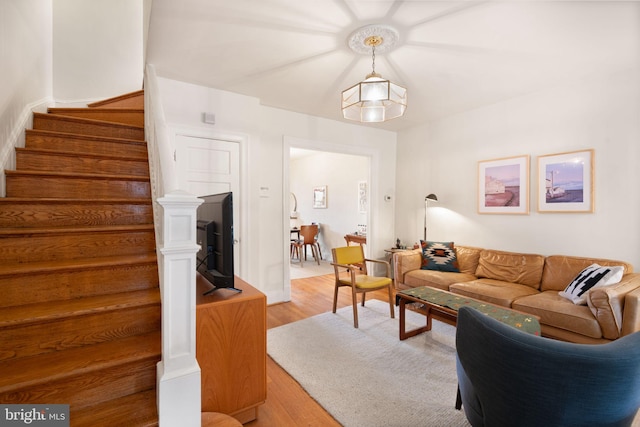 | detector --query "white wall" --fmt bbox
[155,76,396,303]
[0,0,54,196]
[396,66,640,267]
[290,151,369,261]
[53,0,143,103]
